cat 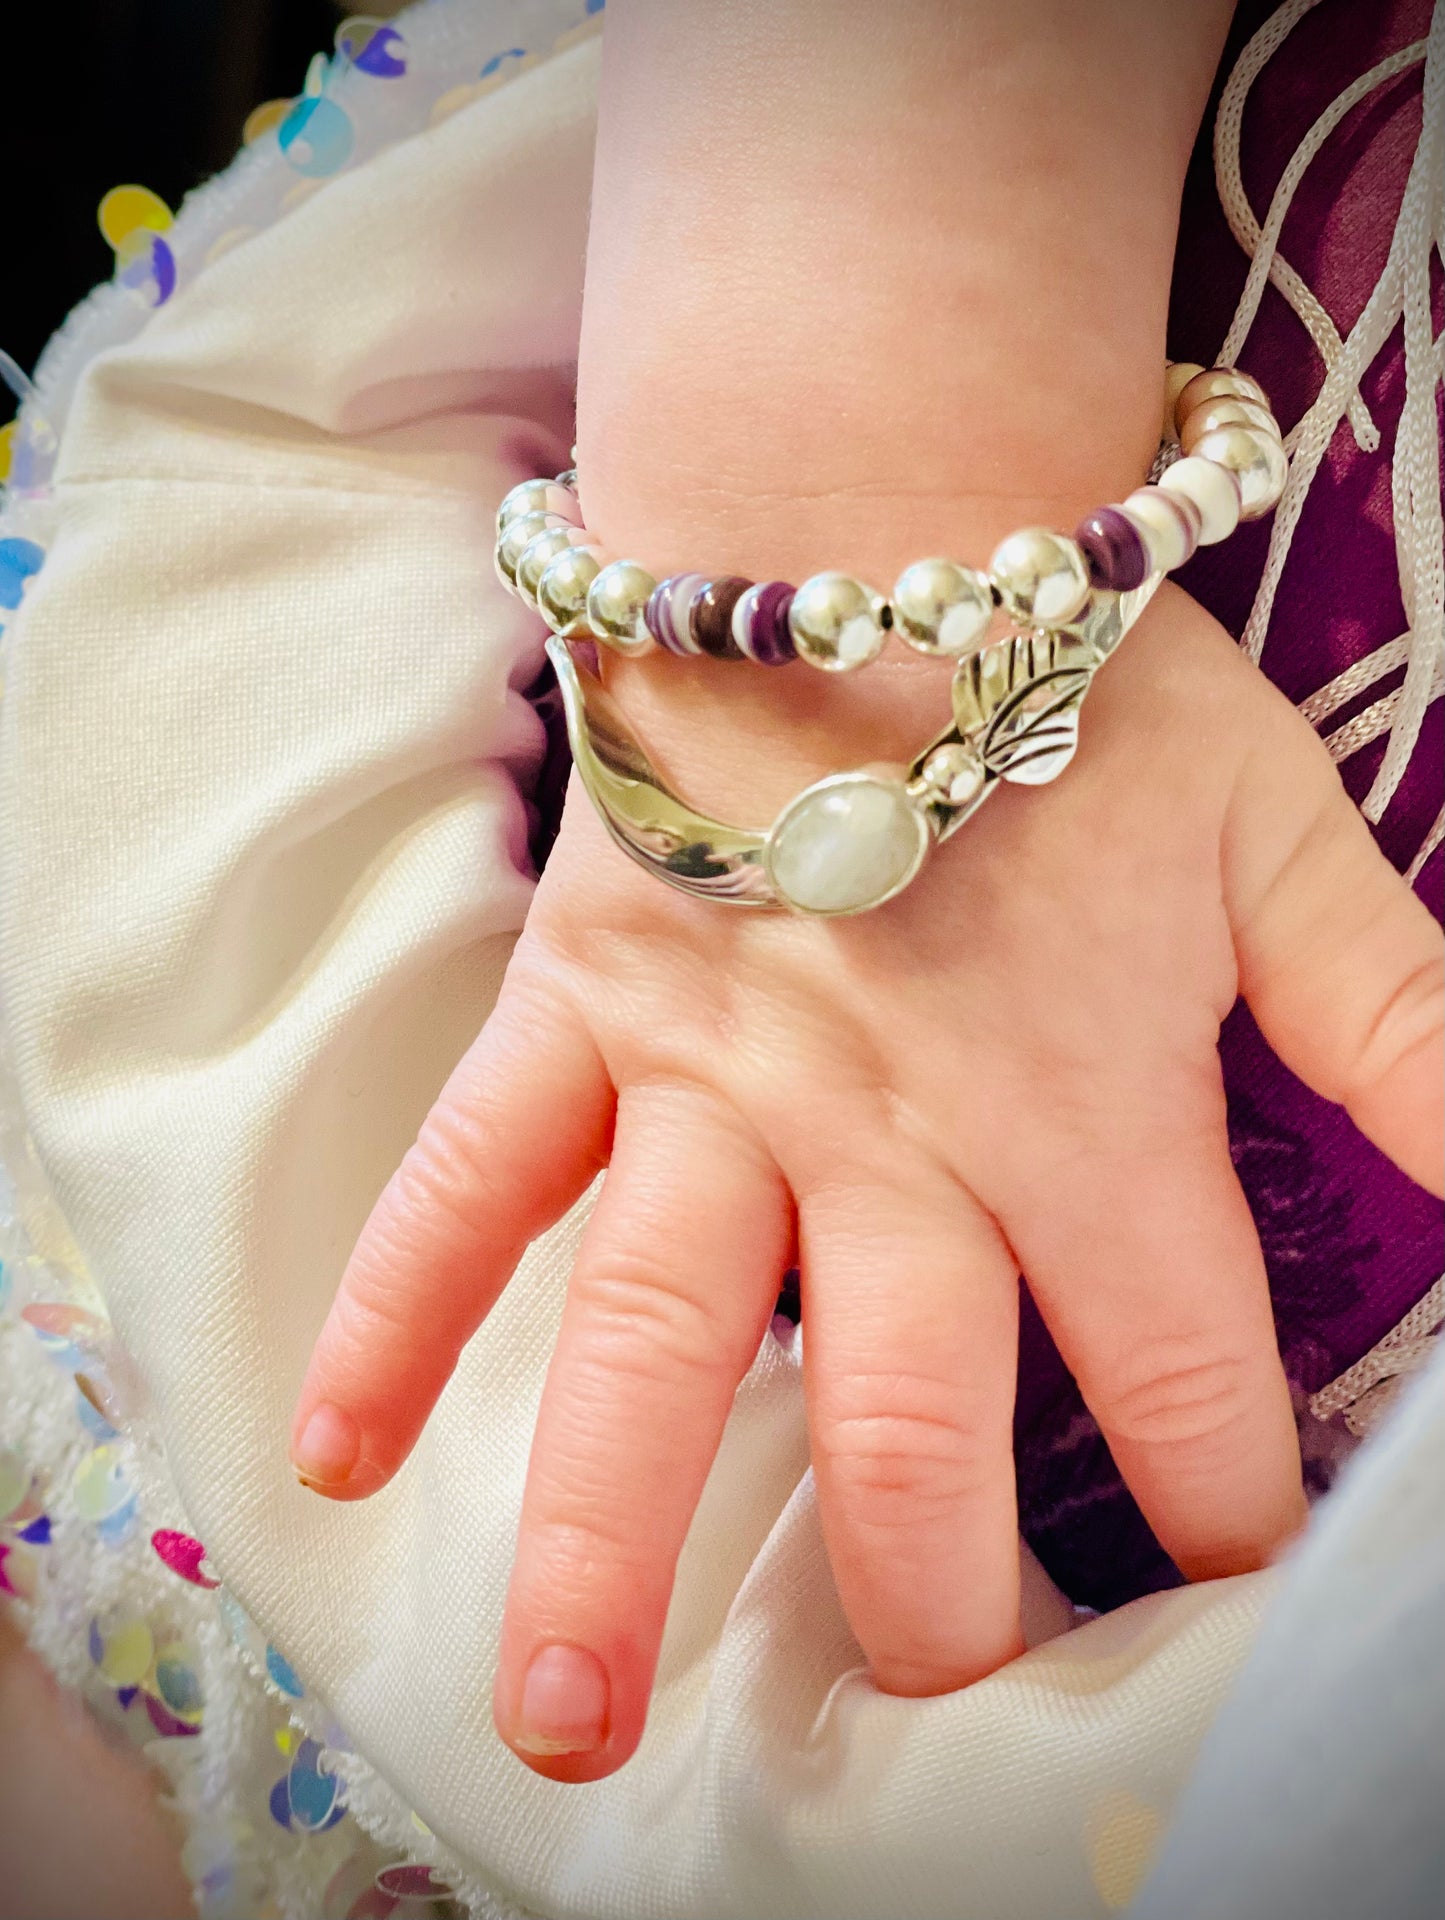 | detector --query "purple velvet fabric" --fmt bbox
[1014,0,1445,1610]
[529,0,1443,1612]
